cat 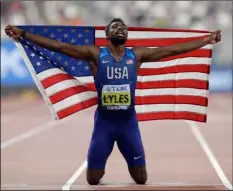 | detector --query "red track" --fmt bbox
[1,94,232,190]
